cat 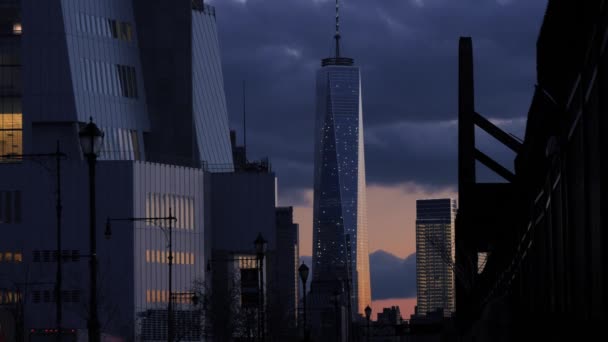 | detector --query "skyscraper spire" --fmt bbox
[322,0,353,66]
[335,0,341,58]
